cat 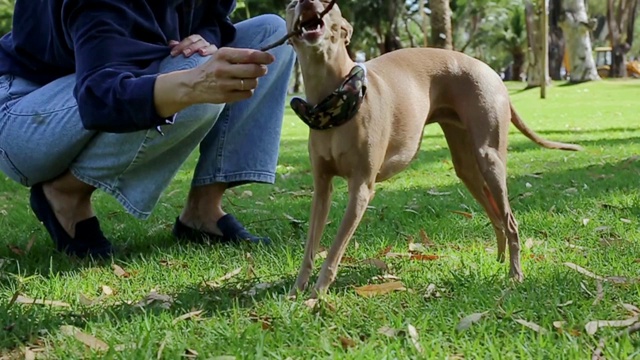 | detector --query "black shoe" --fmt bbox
[29,183,113,258]
[172,214,271,245]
